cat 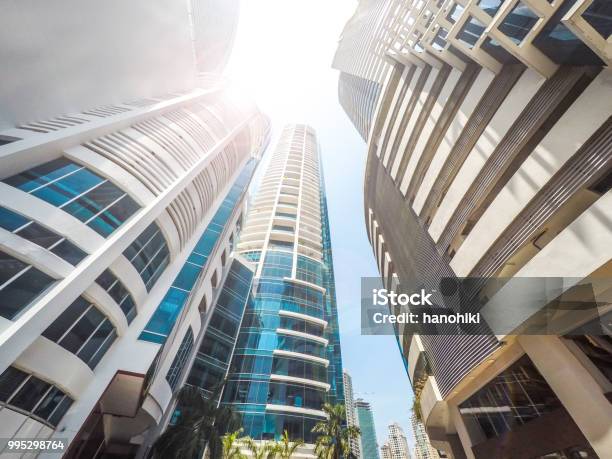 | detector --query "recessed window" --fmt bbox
[0,135,21,146]
[457,16,487,48]
[432,27,449,50]
[446,2,464,24]
[0,250,55,320]
[499,2,539,44]
[0,366,73,427]
[96,269,137,323]
[42,296,117,369]
[123,222,170,291]
[459,355,562,439]
[584,0,612,39]
[0,206,87,265]
[478,0,503,16]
